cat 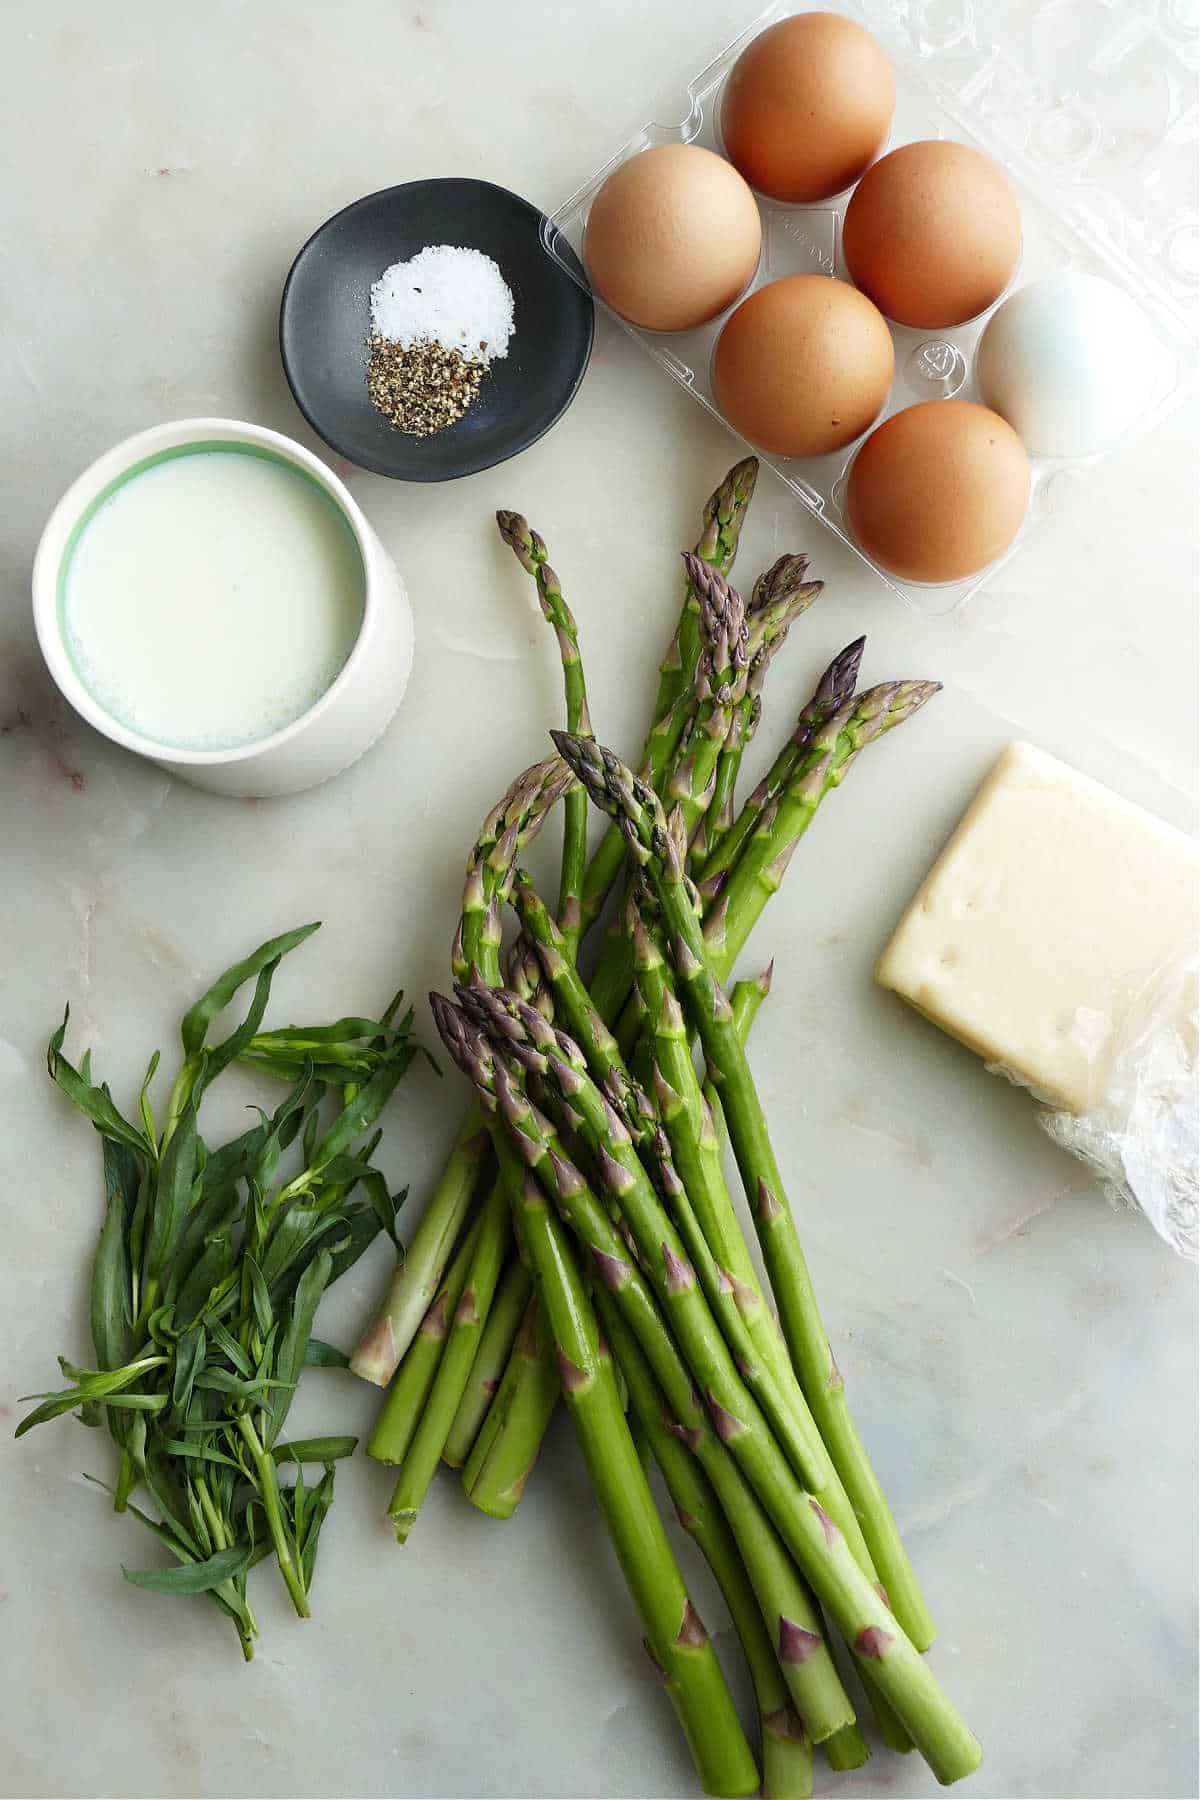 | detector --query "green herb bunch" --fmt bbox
[16,923,419,1659]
